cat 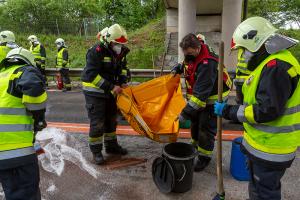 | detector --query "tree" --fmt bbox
[279,0,300,28]
[0,0,165,34]
[248,0,300,29]
[0,0,102,34]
